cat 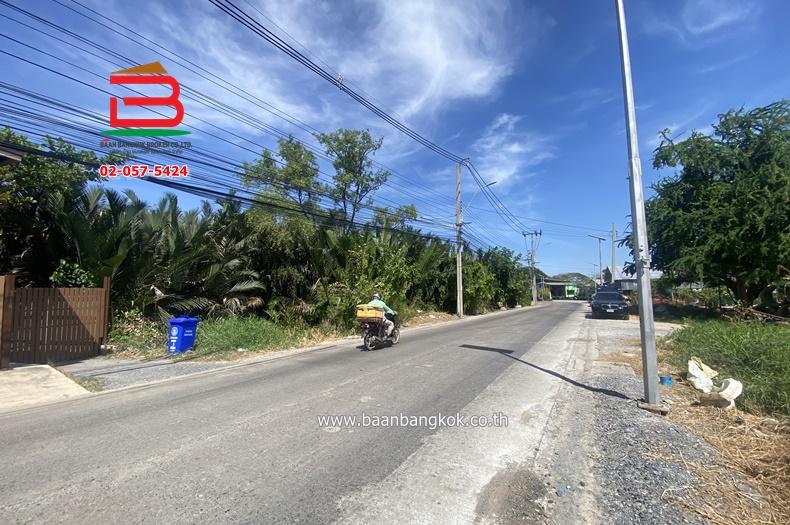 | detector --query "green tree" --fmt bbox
[315,129,390,233]
[639,101,790,303]
[0,129,122,284]
[242,136,321,218]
